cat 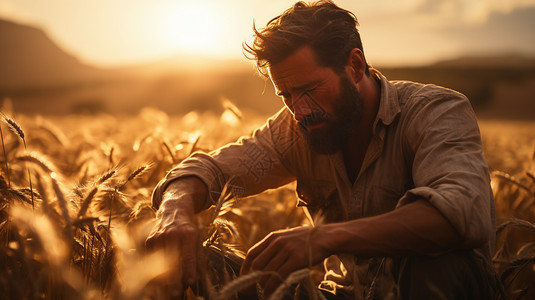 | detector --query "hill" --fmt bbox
[431,55,535,69]
[0,18,534,119]
[0,19,111,90]
[378,57,535,120]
